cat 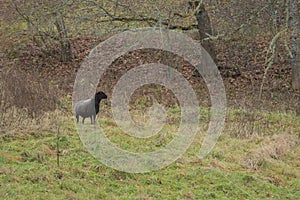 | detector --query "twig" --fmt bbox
[259,29,287,99]
[56,125,60,167]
